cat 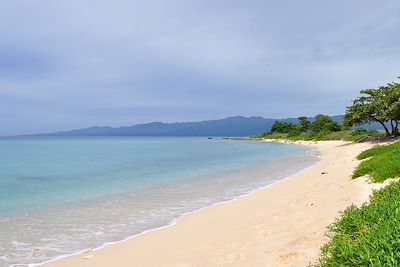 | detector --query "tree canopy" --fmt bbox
[297,116,311,132]
[270,115,340,135]
[310,114,340,133]
[344,80,400,136]
[271,121,299,134]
